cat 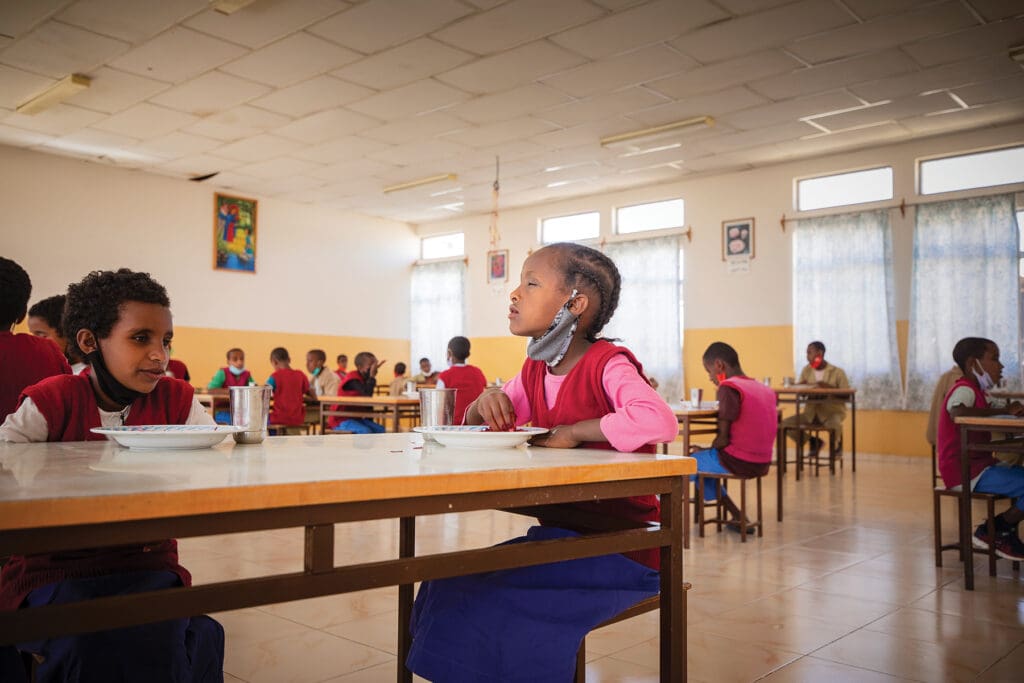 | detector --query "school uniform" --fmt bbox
[206,366,254,389]
[436,363,487,424]
[166,358,190,382]
[267,368,309,426]
[0,331,70,423]
[331,370,384,433]
[780,363,849,442]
